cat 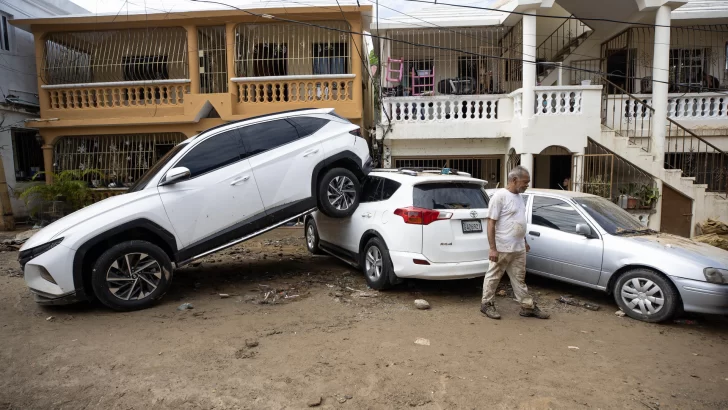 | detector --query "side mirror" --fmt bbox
[161,167,191,186]
[576,223,592,238]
